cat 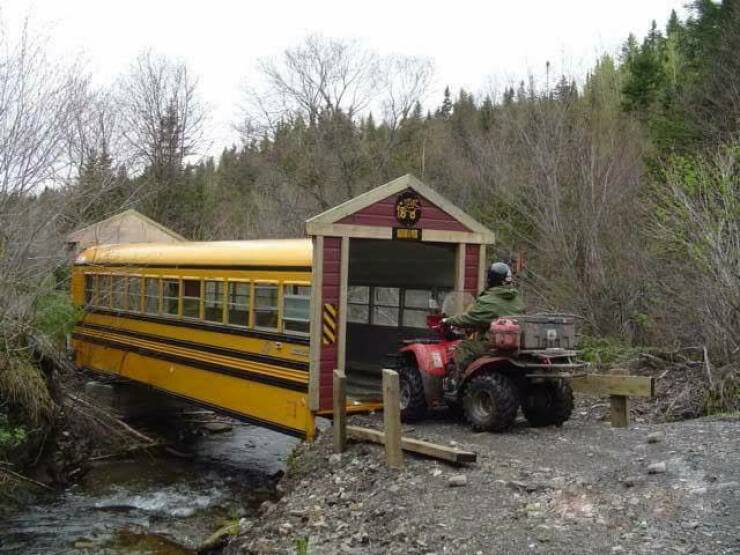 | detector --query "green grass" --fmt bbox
[295,537,309,555]
[0,414,27,458]
[578,336,641,368]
